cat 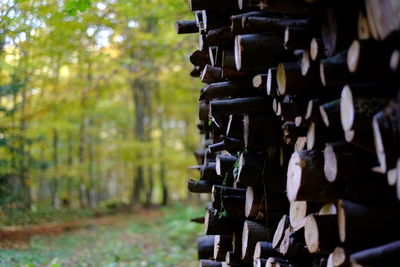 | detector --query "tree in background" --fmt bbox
[0,0,199,212]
